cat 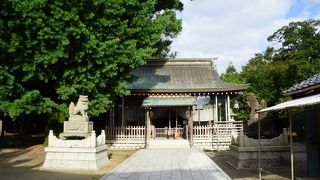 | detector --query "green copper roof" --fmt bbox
[142,97,197,107]
[127,58,248,93]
